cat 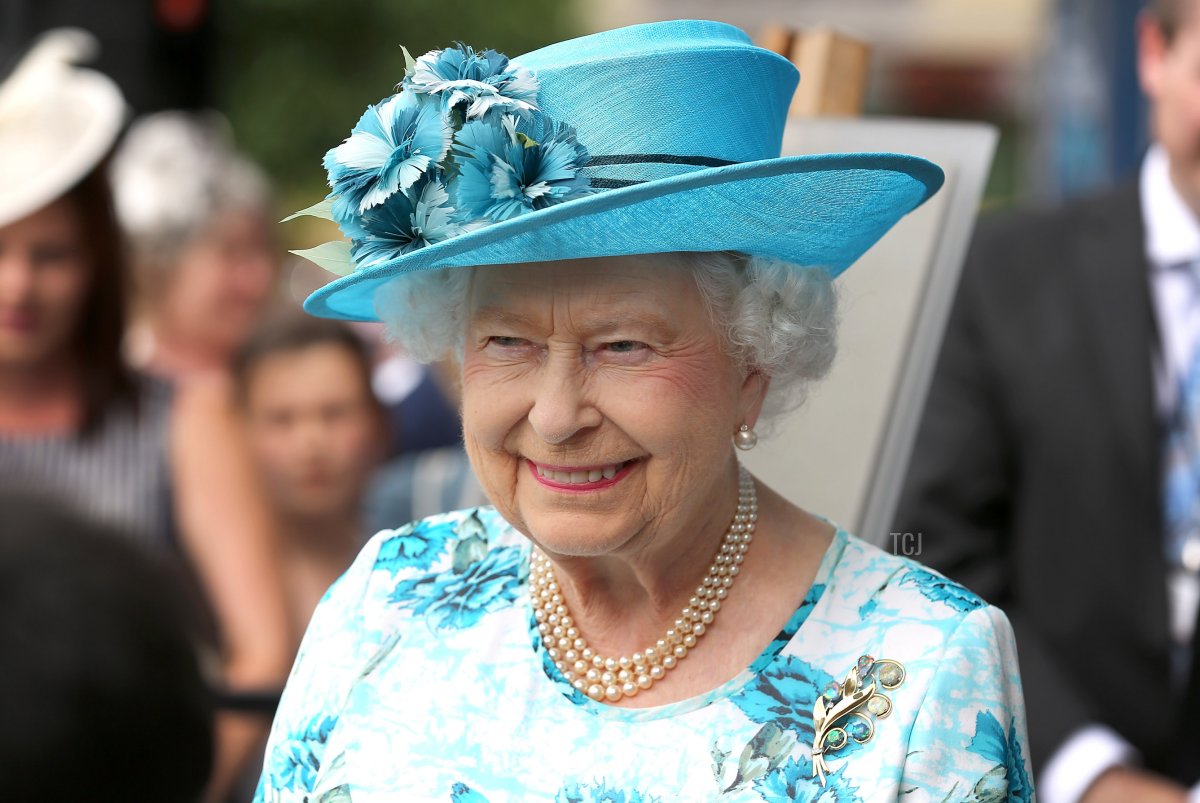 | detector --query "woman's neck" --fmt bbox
[0,356,82,433]
[282,512,364,632]
[544,462,746,653]
[540,475,833,708]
